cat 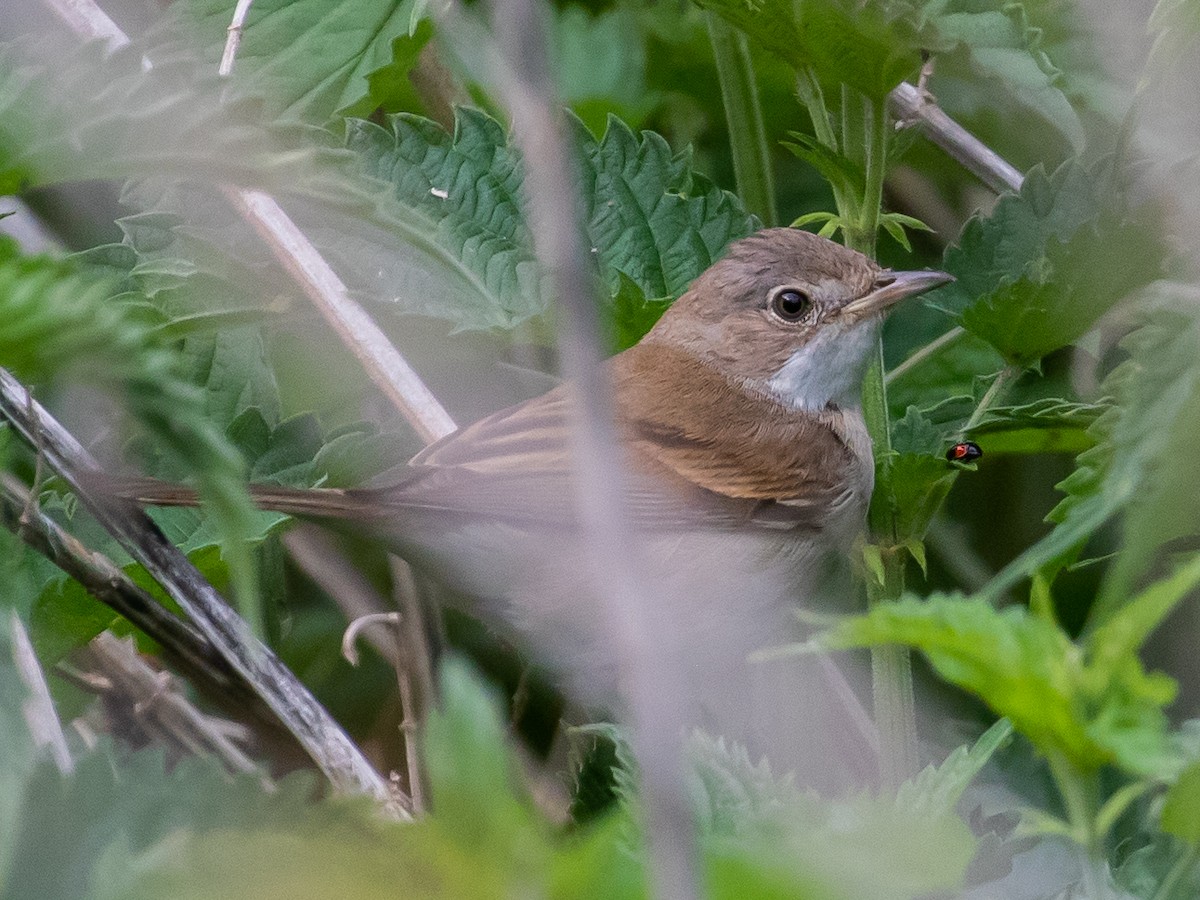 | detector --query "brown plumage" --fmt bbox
[119,228,951,773]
